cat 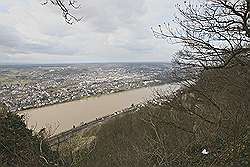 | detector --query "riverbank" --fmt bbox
[18,82,168,112]
[19,83,180,134]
